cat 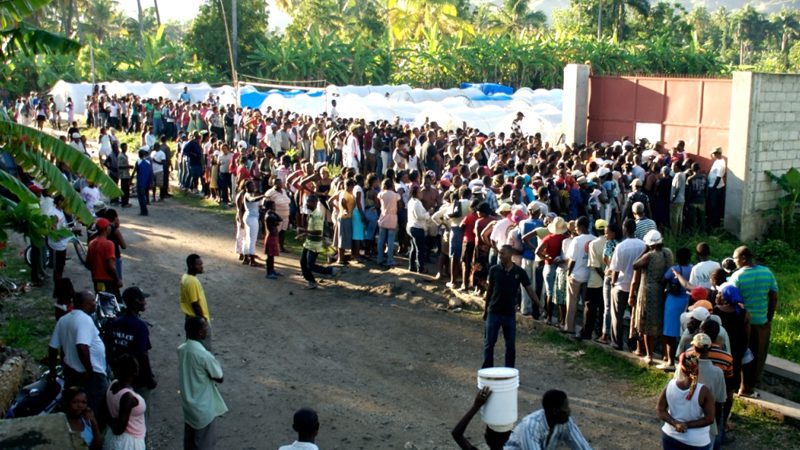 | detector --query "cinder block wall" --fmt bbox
[726,72,800,241]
